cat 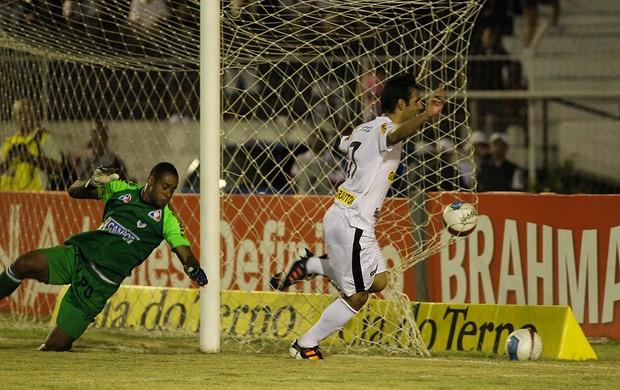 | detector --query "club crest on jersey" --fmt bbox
[118,194,132,203]
[137,220,147,228]
[148,209,162,222]
[388,170,397,182]
[380,123,388,134]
